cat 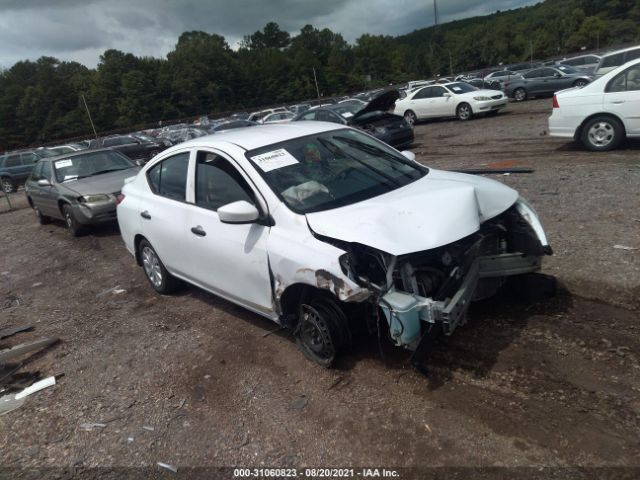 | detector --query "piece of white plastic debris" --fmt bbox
[14,376,56,400]
[142,425,154,432]
[127,436,134,443]
[31,282,43,287]
[80,423,107,431]
[613,245,638,251]
[113,288,127,294]
[157,462,177,473]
